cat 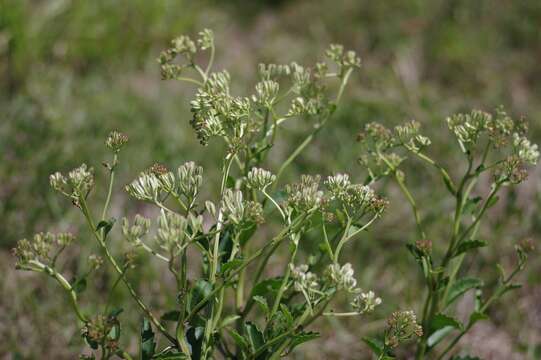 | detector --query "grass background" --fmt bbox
[1,0,540,358]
